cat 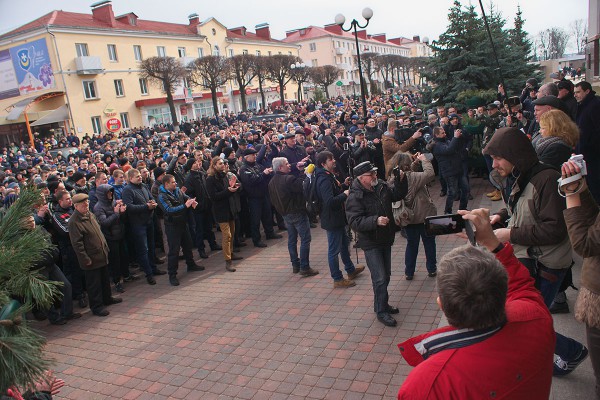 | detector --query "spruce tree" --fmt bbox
[0,188,61,393]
